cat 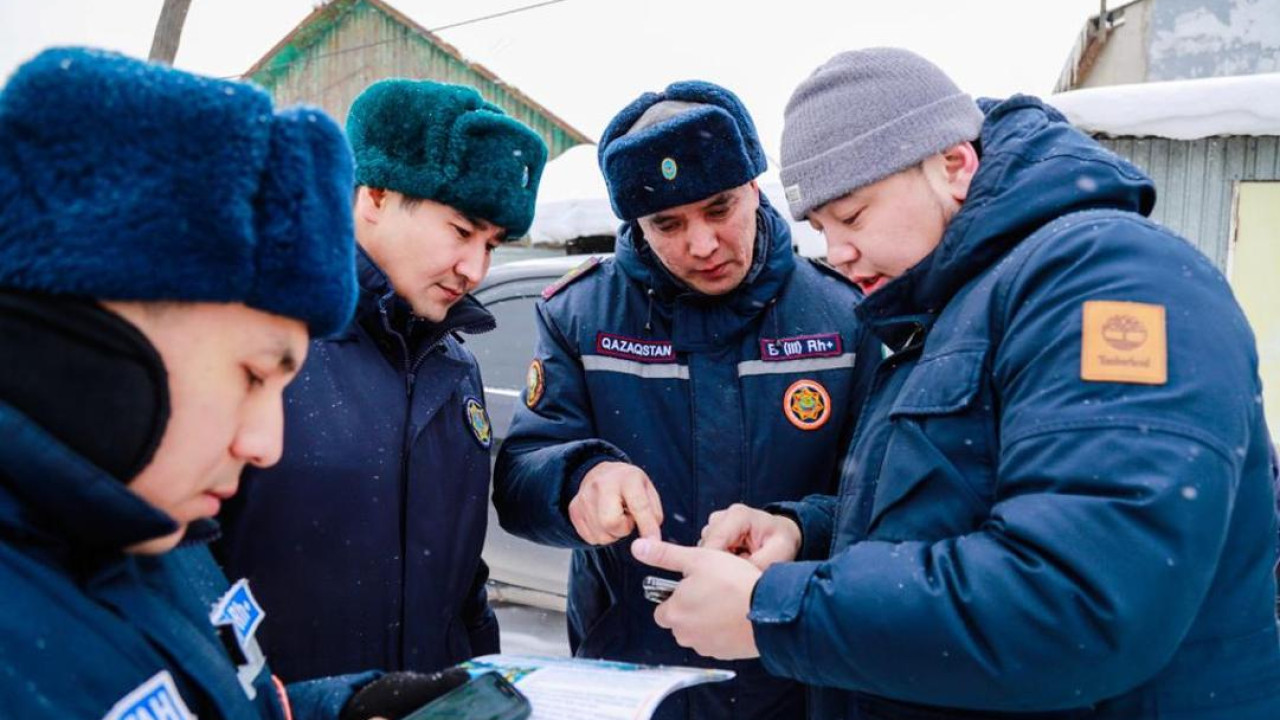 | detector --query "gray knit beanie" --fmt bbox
[780,48,984,220]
